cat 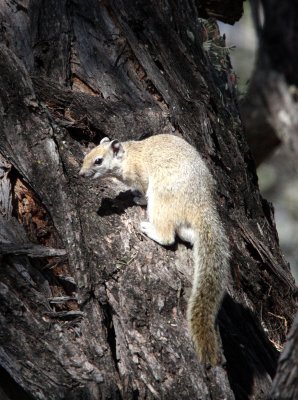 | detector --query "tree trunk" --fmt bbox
[241,0,298,167]
[270,313,298,399]
[0,1,296,399]
[244,1,298,398]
